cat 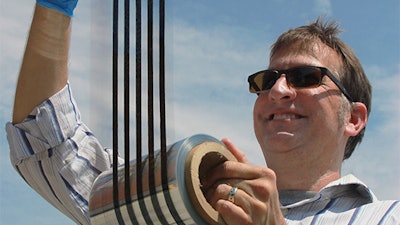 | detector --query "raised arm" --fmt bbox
[6,2,109,224]
[12,3,72,123]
